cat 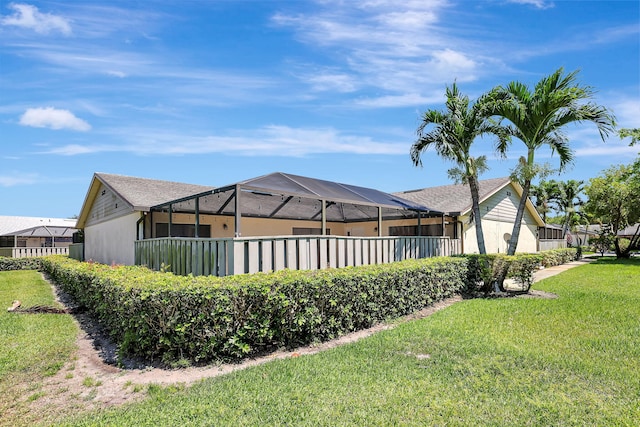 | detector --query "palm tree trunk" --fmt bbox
[469,176,487,255]
[507,179,531,256]
[562,214,570,239]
